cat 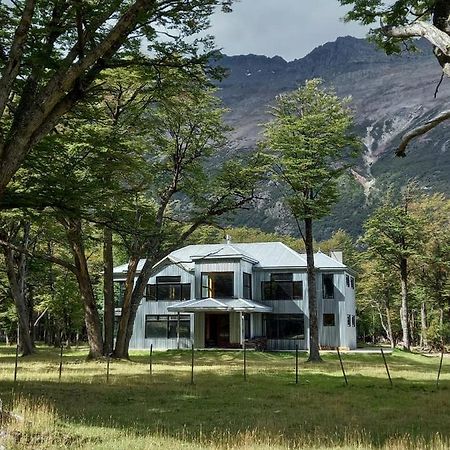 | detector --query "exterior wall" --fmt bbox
[344,273,357,348]
[128,264,195,350]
